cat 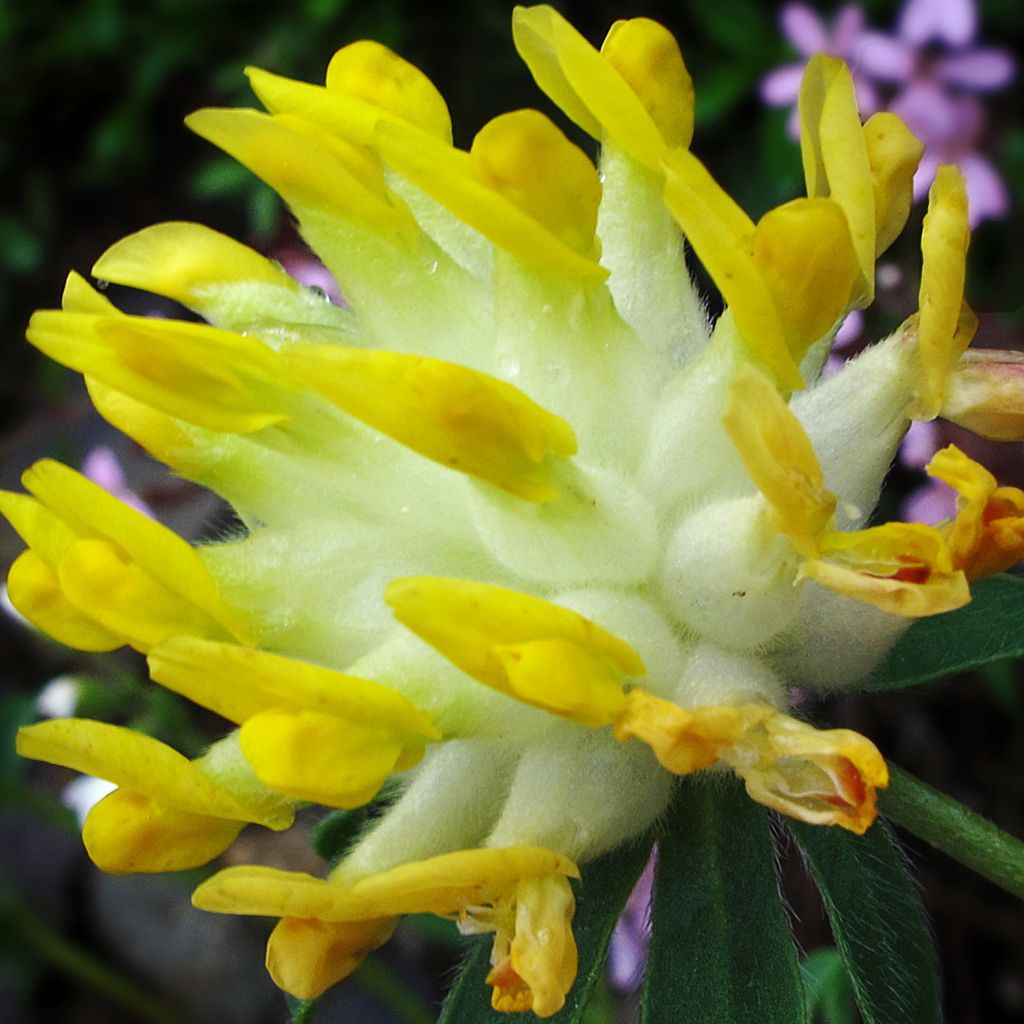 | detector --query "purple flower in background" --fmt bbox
[763,0,1014,224]
[761,4,879,134]
[81,445,154,518]
[861,0,1014,224]
[608,854,656,991]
